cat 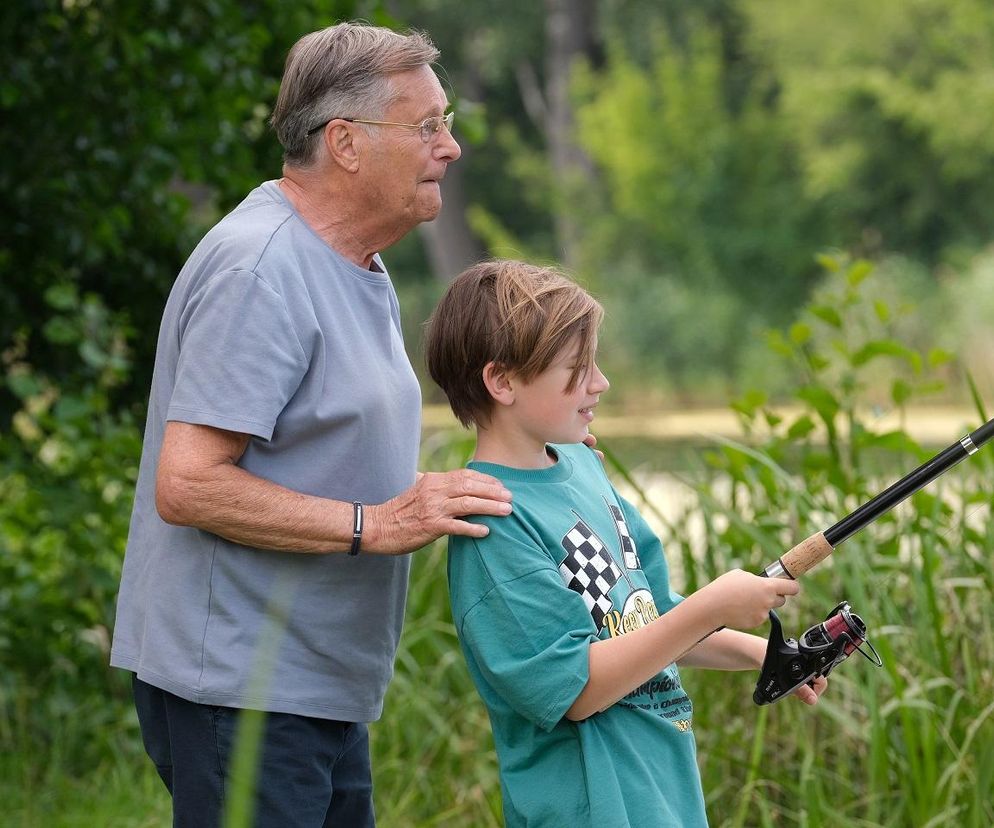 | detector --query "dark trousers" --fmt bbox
[133,676,375,828]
